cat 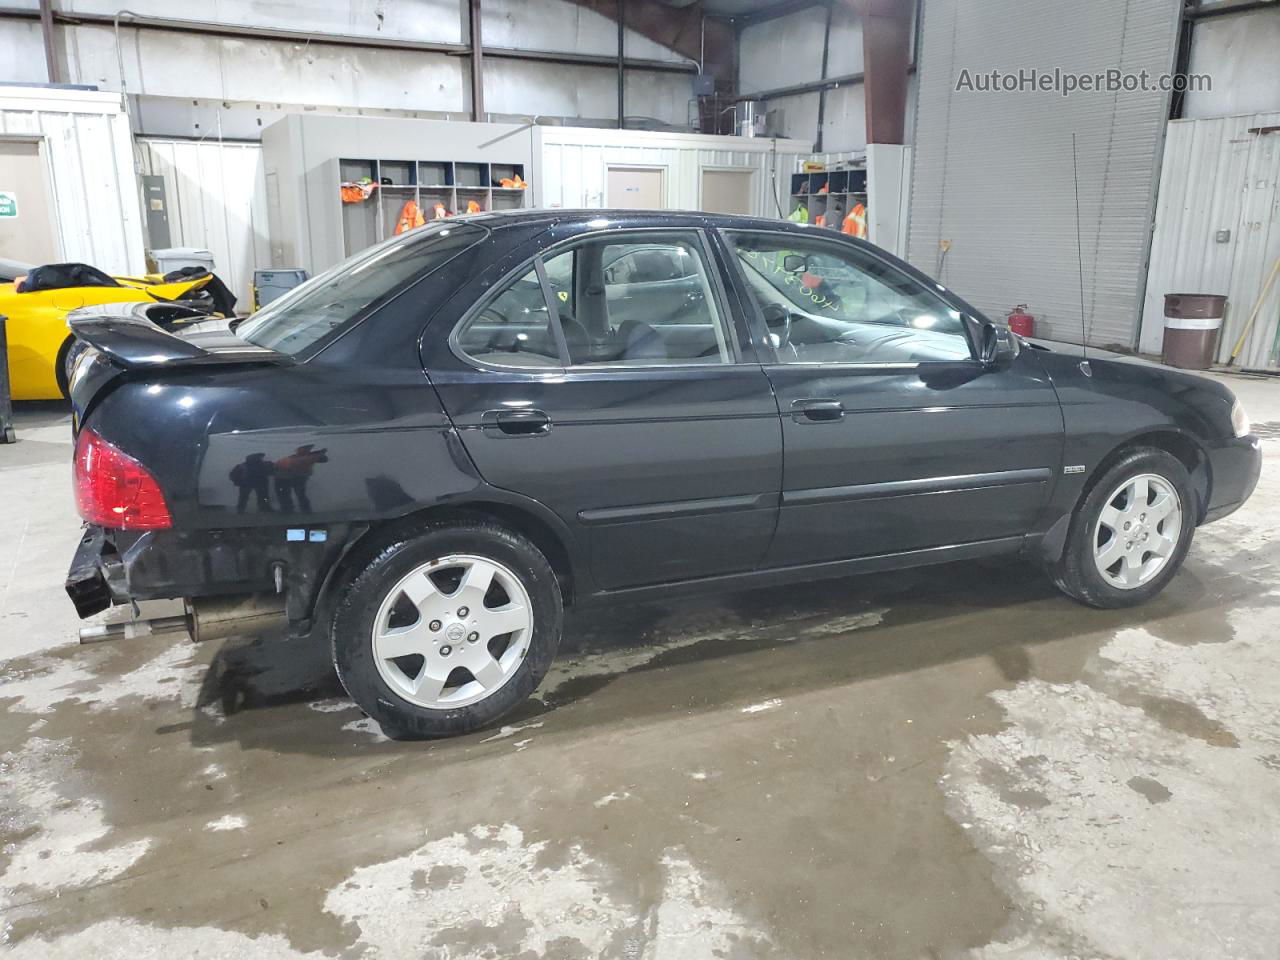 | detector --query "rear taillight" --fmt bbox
[73,428,172,529]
